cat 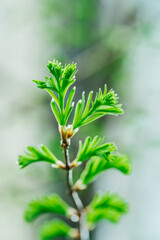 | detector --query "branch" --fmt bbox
[64,147,89,240]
